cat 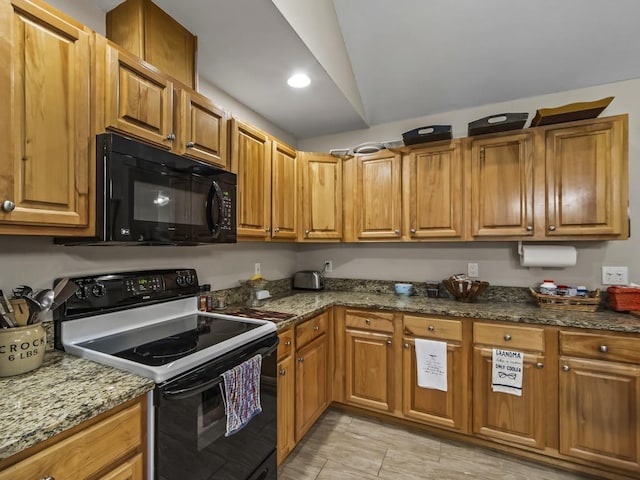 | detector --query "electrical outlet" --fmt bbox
[324,261,333,273]
[602,266,628,285]
[467,263,479,278]
[254,263,261,275]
